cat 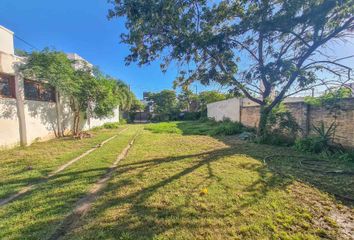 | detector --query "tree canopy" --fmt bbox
[20,49,135,135]
[147,90,178,116]
[108,0,354,134]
